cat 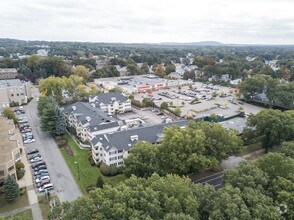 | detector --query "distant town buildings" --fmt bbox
[0,79,32,109]
[0,116,22,185]
[0,68,18,80]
